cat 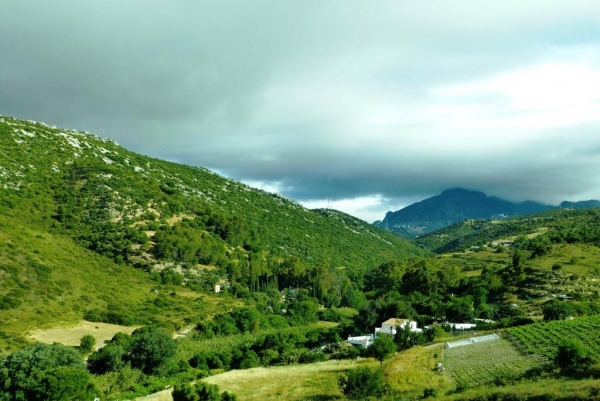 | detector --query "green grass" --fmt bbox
[203,358,375,401]
[445,377,600,400]
[0,213,235,353]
